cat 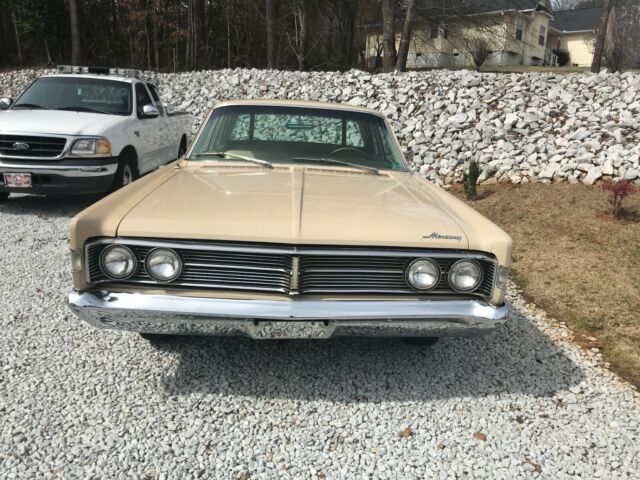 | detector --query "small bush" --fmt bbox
[552,49,570,67]
[601,179,638,220]
[463,159,480,200]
